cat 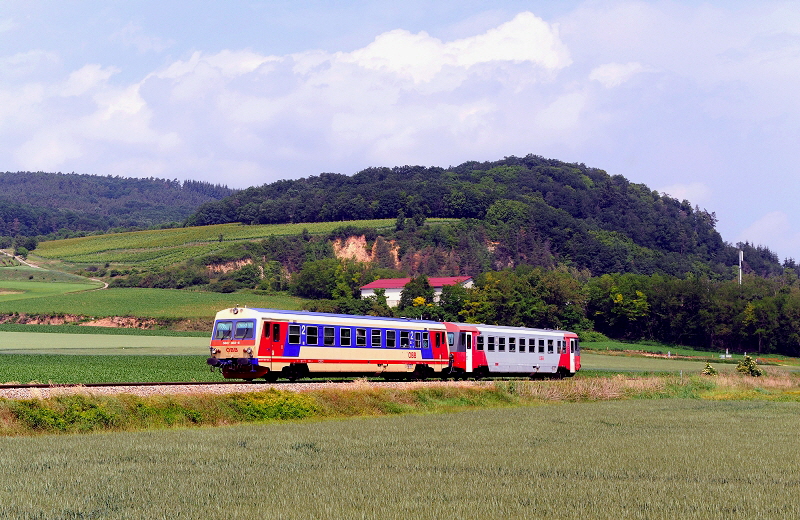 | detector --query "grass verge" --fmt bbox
[2,372,799,436]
